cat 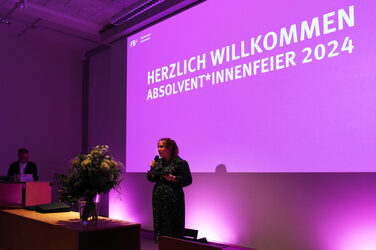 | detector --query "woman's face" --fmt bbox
[158,140,171,159]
